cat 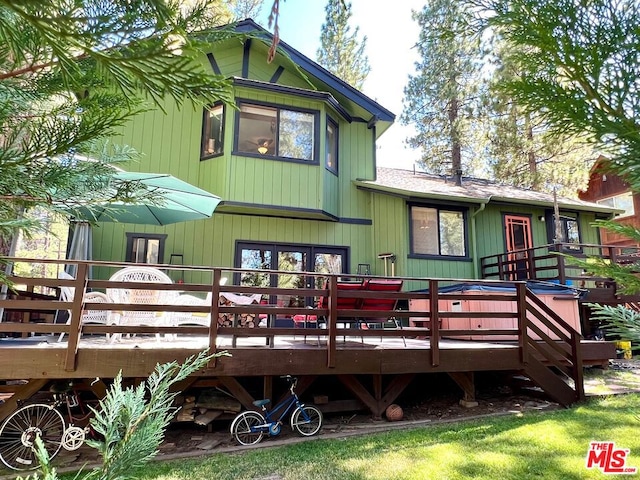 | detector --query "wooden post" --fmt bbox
[571,330,585,401]
[373,374,382,416]
[497,255,504,281]
[263,375,273,403]
[429,279,440,367]
[526,247,536,280]
[208,269,222,368]
[555,244,567,285]
[517,282,528,366]
[327,276,337,368]
[64,263,88,372]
